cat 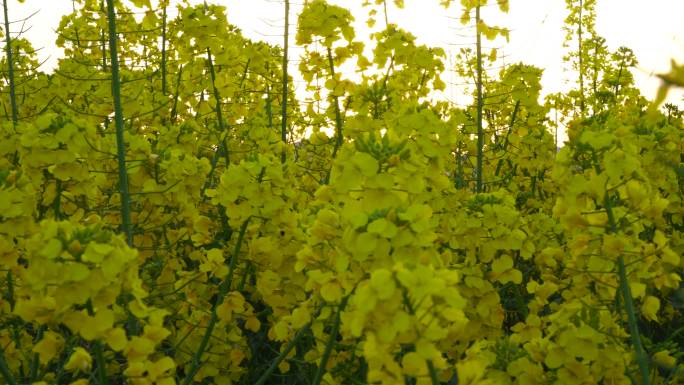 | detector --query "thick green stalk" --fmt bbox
[617,256,650,385]
[170,65,183,122]
[280,0,289,164]
[205,47,231,180]
[327,46,344,160]
[312,296,349,385]
[494,100,520,178]
[2,0,18,126]
[604,194,650,385]
[85,301,108,385]
[253,322,312,385]
[399,284,440,385]
[27,327,43,383]
[475,3,484,193]
[100,0,107,70]
[94,342,108,385]
[201,59,250,199]
[323,46,344,185]
[0,350,16,385]
[577,0,585,115]
[203,2,227,166]
[105,0,133,246]
[180,218,250,385]
[266,63,273,128]
[207,48,226,137]
[161,4,168,96]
